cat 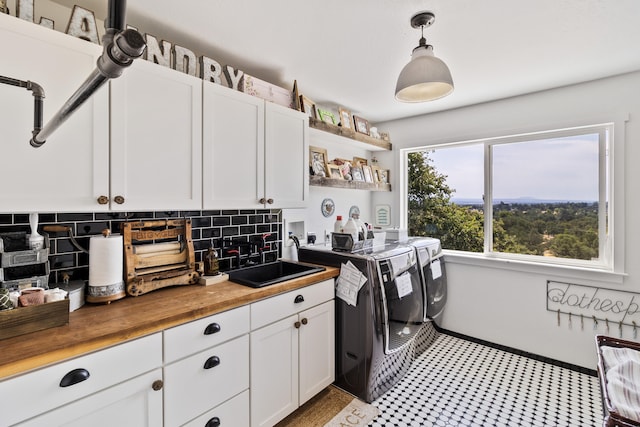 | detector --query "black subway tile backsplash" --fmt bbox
[0,210,282,286]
